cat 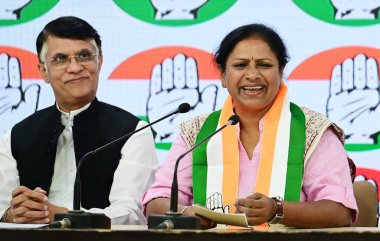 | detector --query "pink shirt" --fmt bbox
[142,122,358,220]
